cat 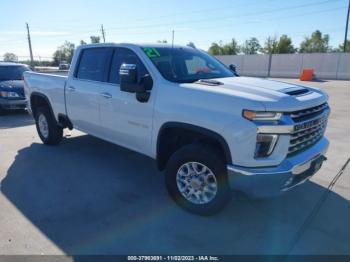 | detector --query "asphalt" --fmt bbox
[0,79,349,256]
